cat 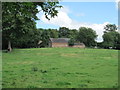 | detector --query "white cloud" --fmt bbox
[41,11,72,27]
[37,6,42,11]
[36,6,110,42]
[60,5,71,14]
